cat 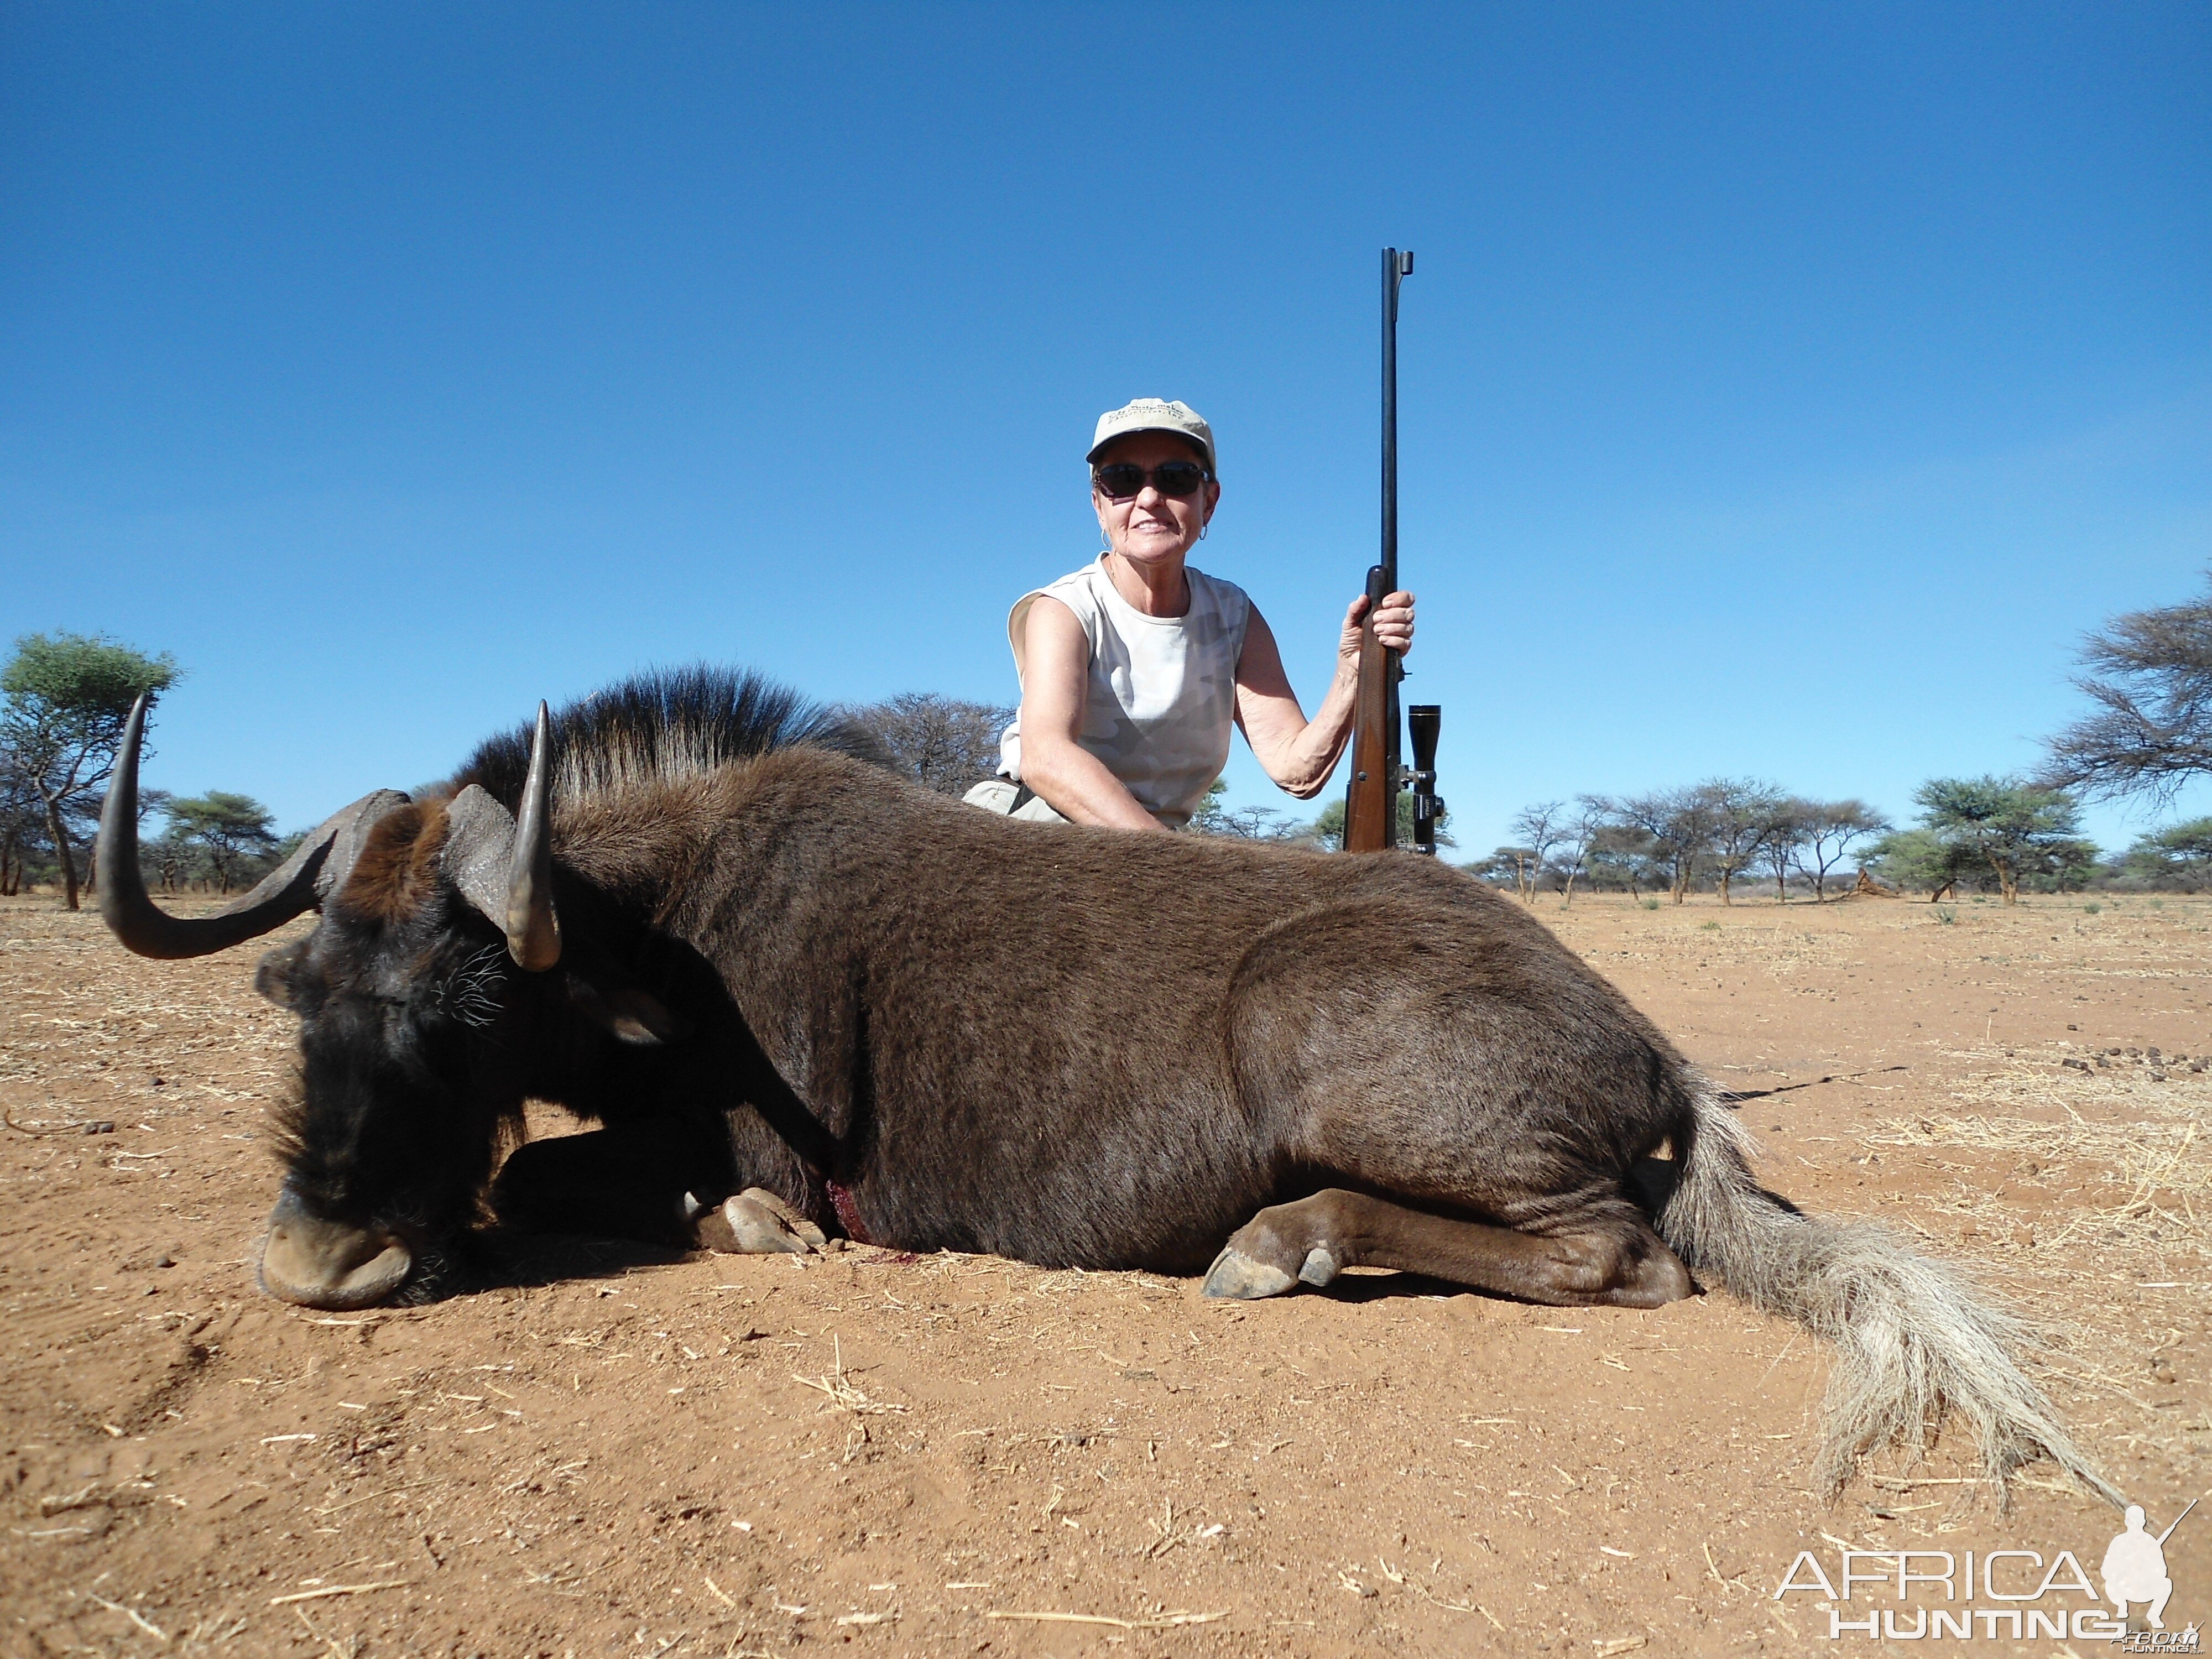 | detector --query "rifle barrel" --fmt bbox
[1381,247,1411,841]
[1382,247,1404,594]
[1343,246,1415,854]
[2156,1496,2197,1546]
